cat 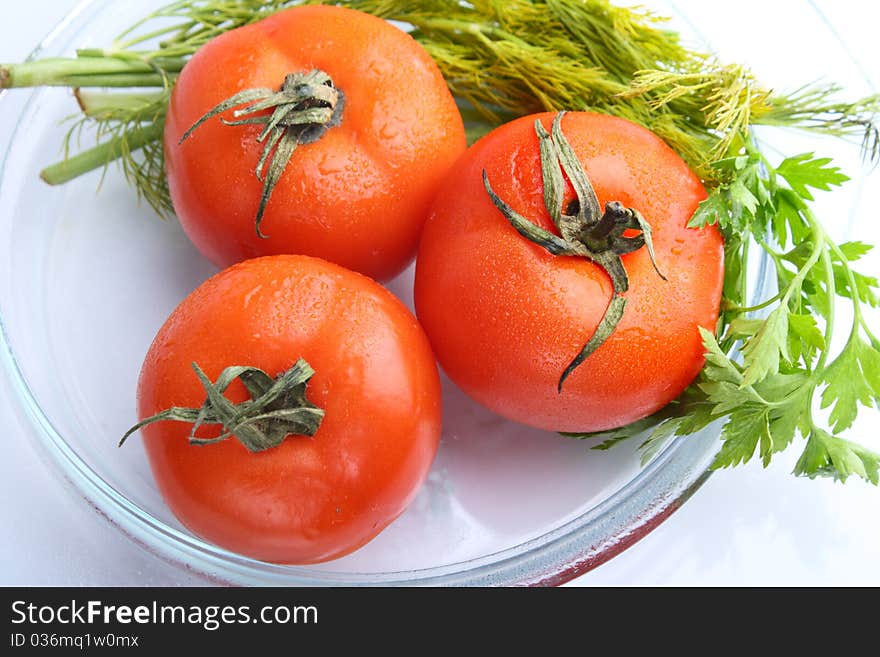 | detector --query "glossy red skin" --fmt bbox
[414,112,724,433]
[136,255,442,564]
[164,6,466,282]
